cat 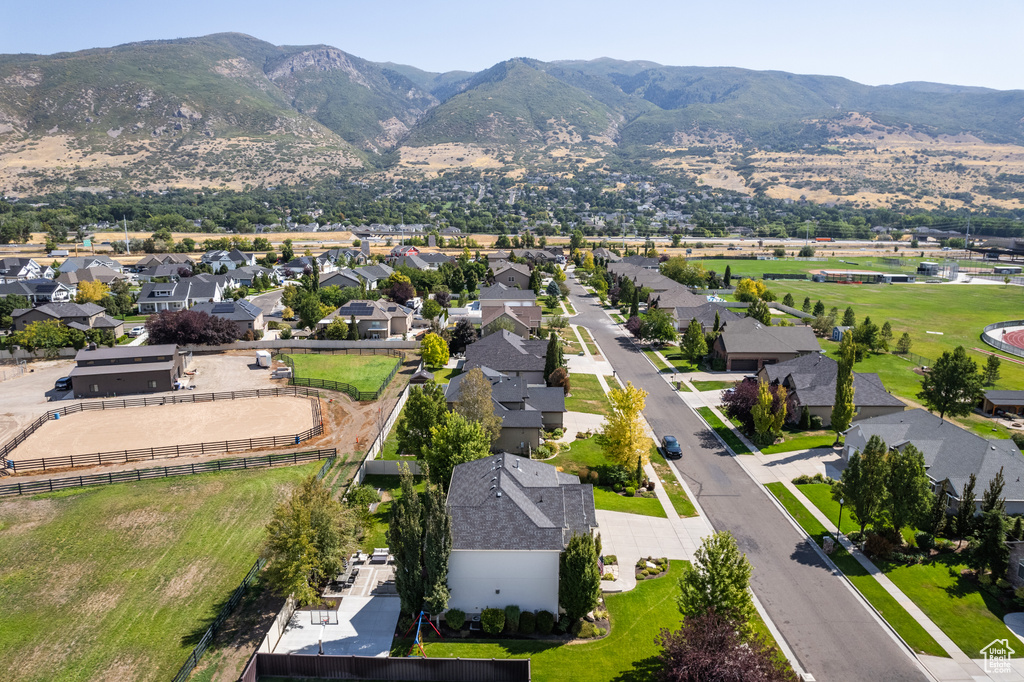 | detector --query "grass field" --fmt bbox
[357,474,426,554]
[760,430,837,455]
[643,349,671,372]
[286,353,400,393]
[593,486,667,517]
[658,347,699,373]
[764,483,947,657]
[0,461,323,682]
[696,407,752,454]
[691,380,738,392]
[565,374,612,416]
